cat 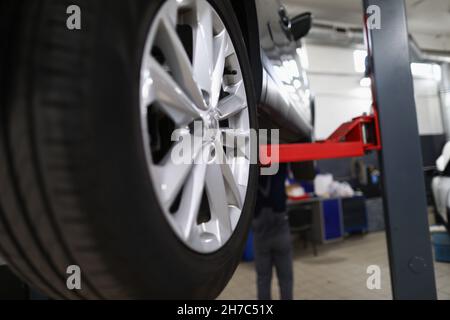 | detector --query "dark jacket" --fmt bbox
[253,164,289,237]
[255,164,288,216]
